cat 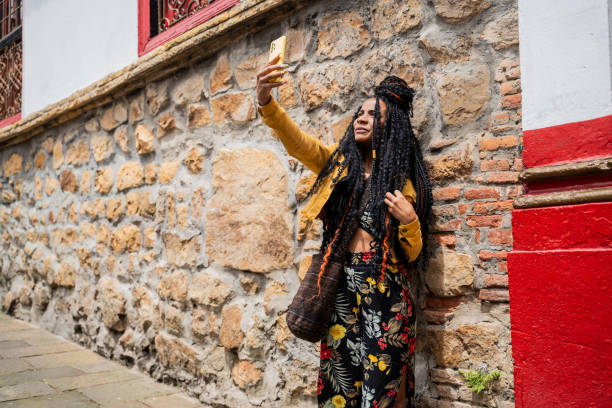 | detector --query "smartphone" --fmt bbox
[268,35,286,83]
